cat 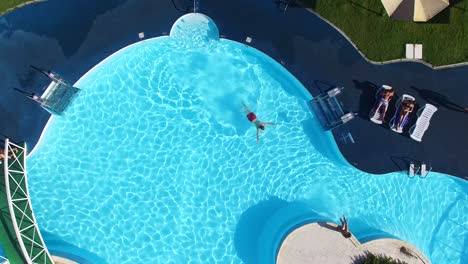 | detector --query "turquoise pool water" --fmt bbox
[27,14,467,264]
